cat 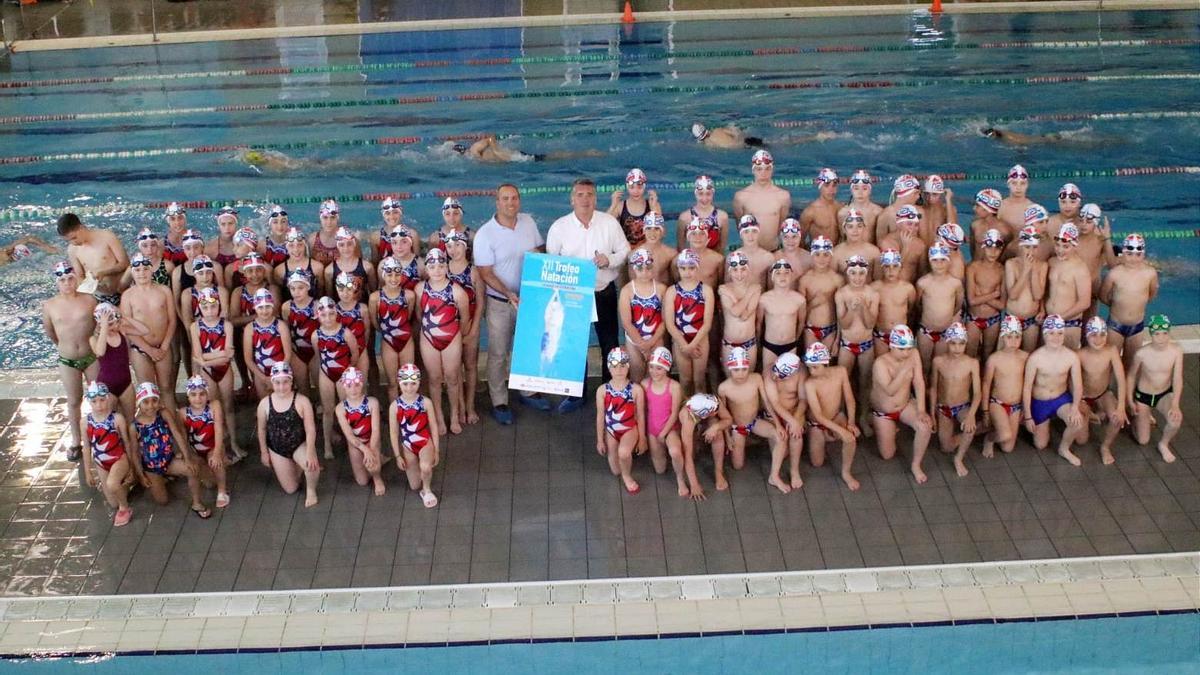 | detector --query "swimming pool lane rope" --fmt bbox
[1,73,1196,126]
[3,166,1197,230]
[1,110,1196,167]
[1,38,1195,91]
